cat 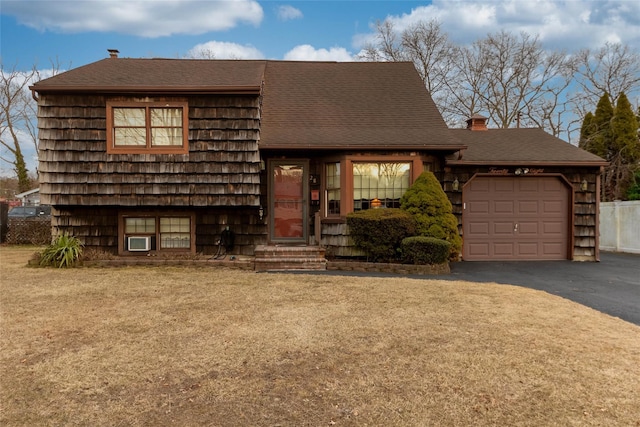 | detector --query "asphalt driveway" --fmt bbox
[447,252,640,326]
[306,252,640,326]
